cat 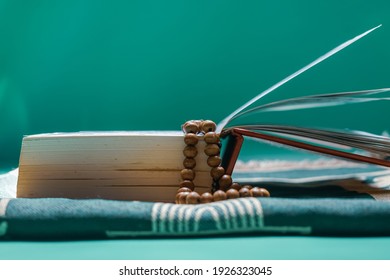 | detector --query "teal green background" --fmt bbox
[1,1,390,260]
[1,0,390,169]
[2,237,390,260]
